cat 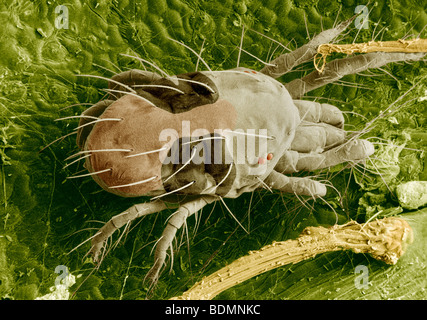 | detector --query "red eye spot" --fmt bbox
[267,153,273,160]
[258,157,266,165]
[251,70,257,74]
[244,70,250,73]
